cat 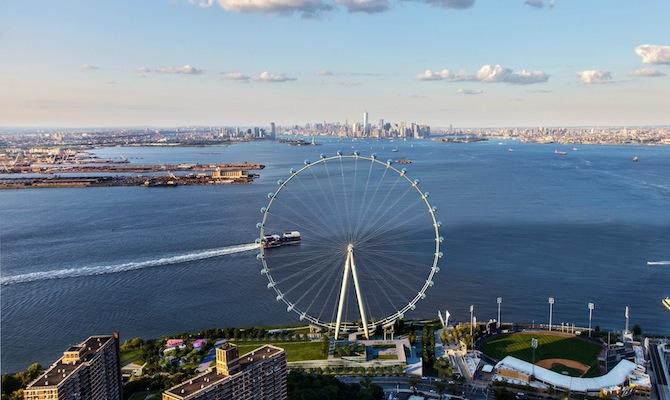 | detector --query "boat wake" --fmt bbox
[647,261,670,266]
[0,243,259,286]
